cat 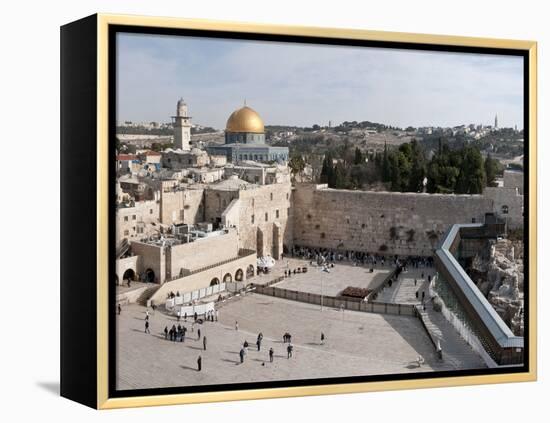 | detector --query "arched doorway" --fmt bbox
[210,278,220,286]
[223,273,232,283]
[144,268,155,283]
[246,264,255,278]
[122,269,135,281]
[235,269,244,282]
